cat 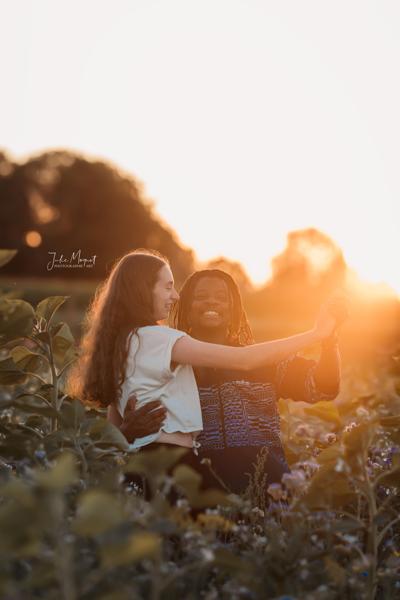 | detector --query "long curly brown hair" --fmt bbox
[171,269,254,346]
[68,249,168,408]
